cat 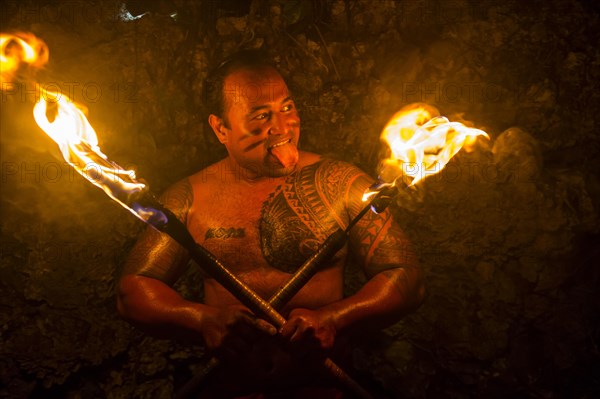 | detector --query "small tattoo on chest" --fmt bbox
[205,227,246,239]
